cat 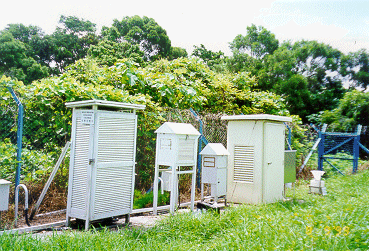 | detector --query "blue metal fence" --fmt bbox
[304,124,367,175]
